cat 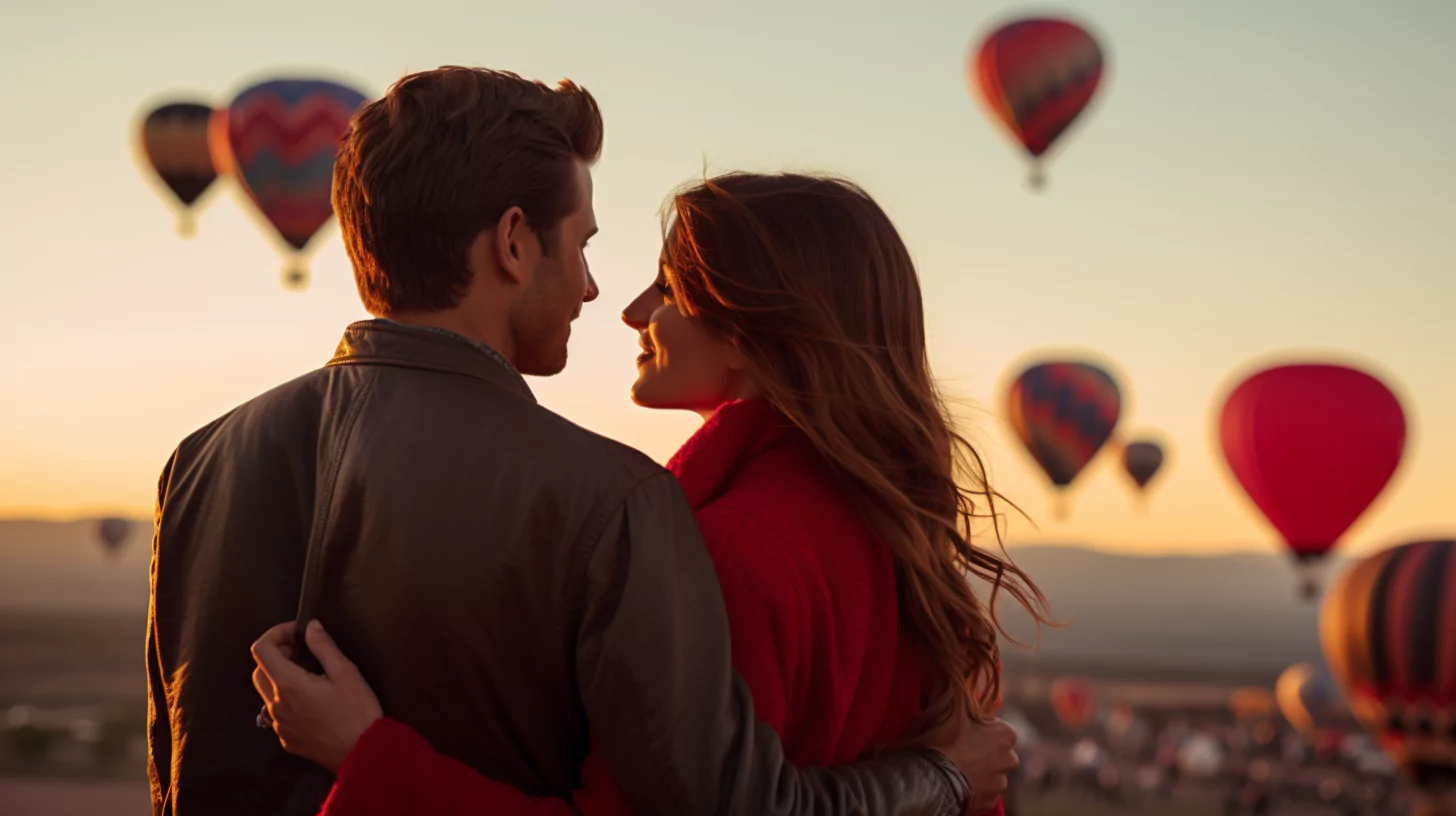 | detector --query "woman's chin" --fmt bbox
[628,379,654,408]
